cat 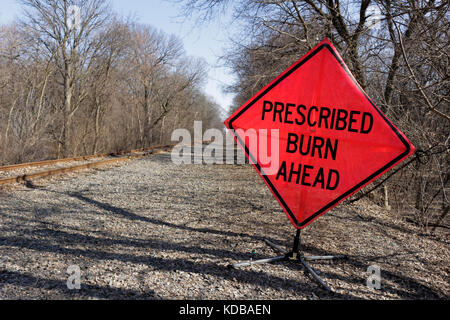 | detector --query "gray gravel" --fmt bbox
[0,152,448,299]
